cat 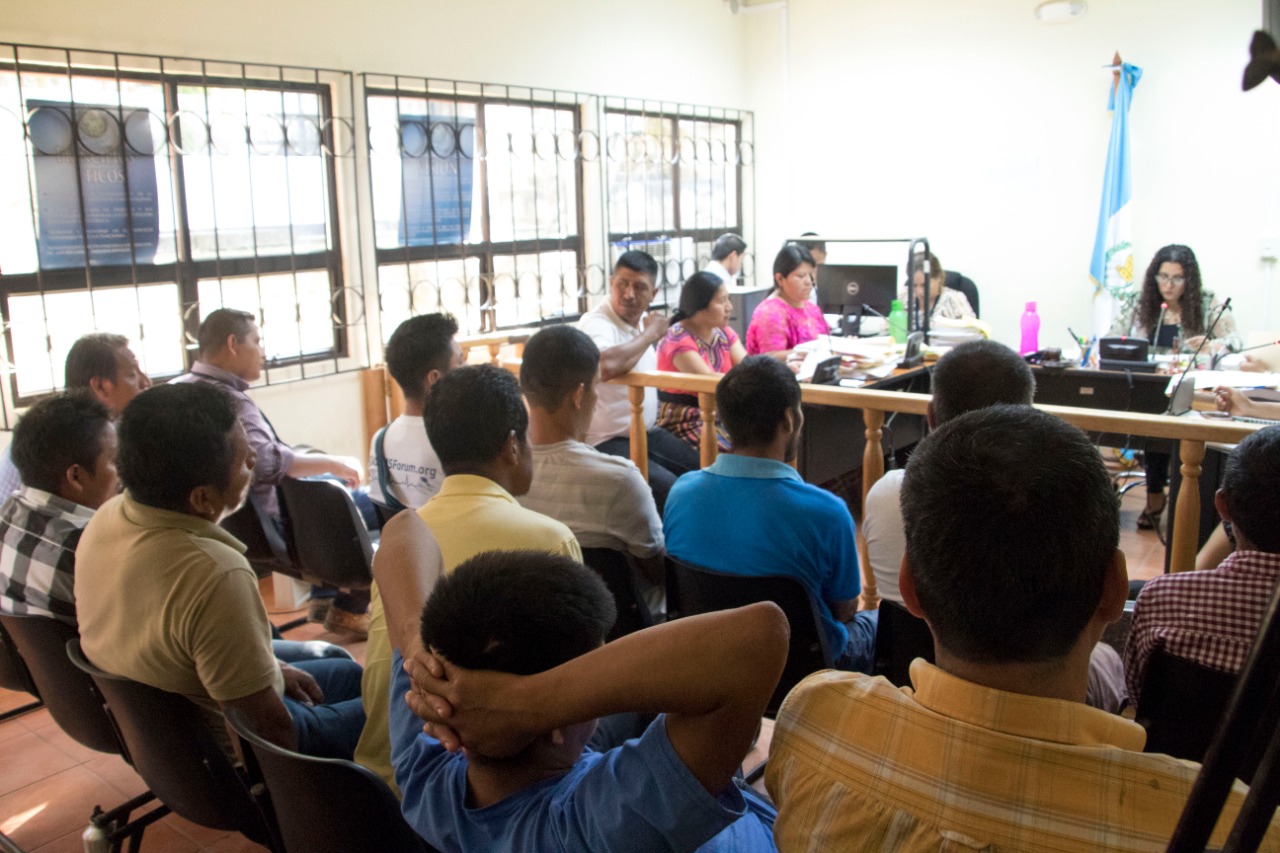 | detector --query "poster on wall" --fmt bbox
[27,99,160,269]
[398,114,475,246]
